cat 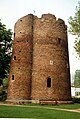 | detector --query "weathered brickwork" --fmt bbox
[7,14,71,103]
[7,14,34,100]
